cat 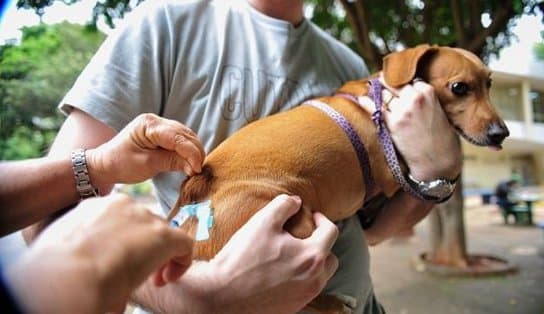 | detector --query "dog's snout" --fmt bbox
[487,122,509,145]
